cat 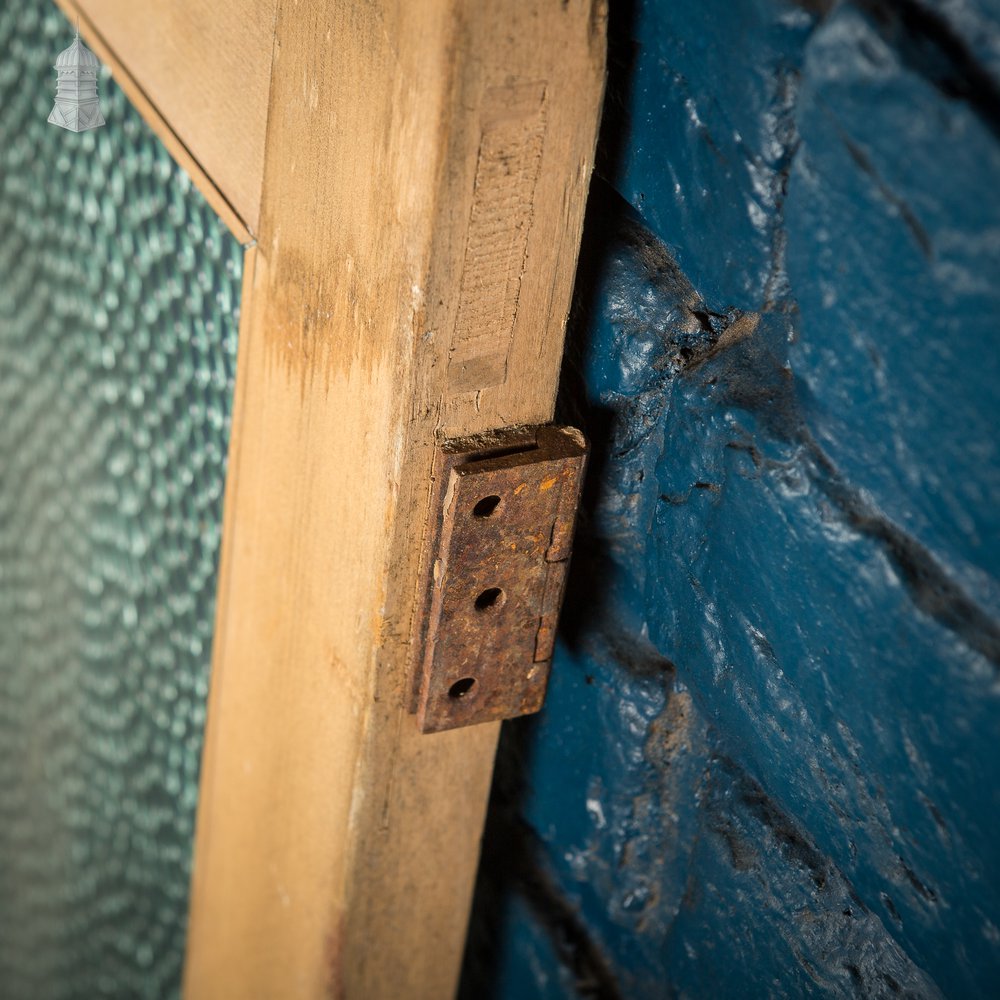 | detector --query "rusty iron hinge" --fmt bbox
[409,425,588,733]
